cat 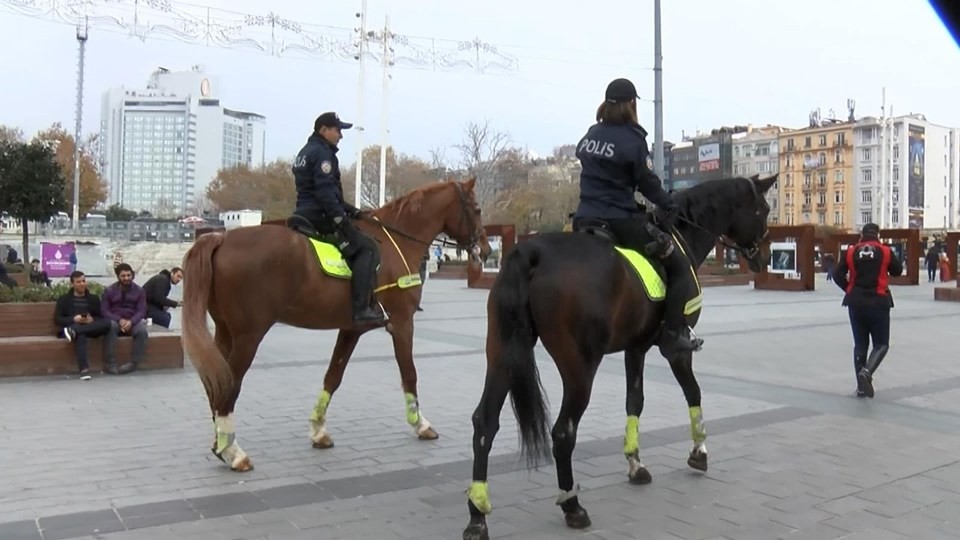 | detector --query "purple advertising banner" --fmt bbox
[41,242,76,278]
